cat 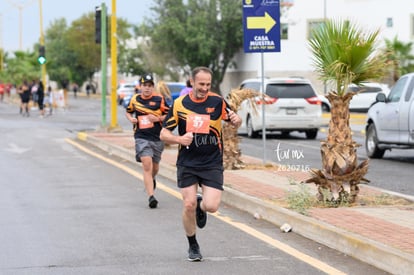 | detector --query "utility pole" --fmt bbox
[97,3,108,128]
[110,0,121,131]
[6,0,36,50]
[38,0,46,85]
